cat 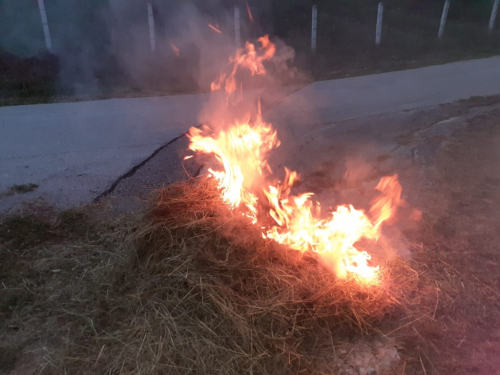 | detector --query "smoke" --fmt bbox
[0,1,270,96]
[0,0,305,99]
